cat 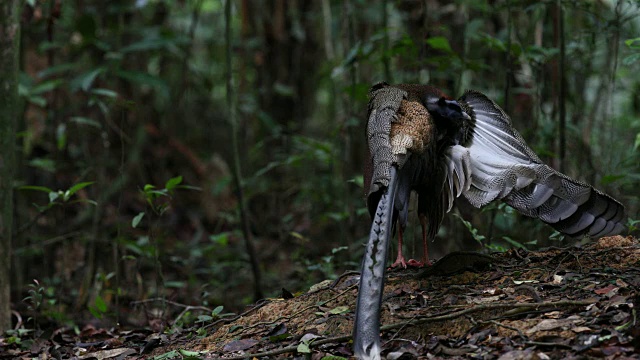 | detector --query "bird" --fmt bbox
[354,82,626,360]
